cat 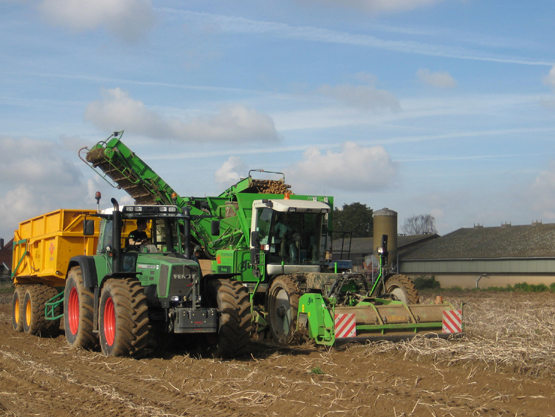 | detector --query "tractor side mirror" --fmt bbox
[83,219,95,236]
[211,220,220,236]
